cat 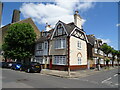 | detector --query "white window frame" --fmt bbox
[37,43,43,50]
[78,57,82,65]
[35,51,43,56]
[77,41,81,49]
[44,42,47,49]
[94,48,98,54]
[57,24,63,35]
[54,38,66,49]
[54,56,66,65]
